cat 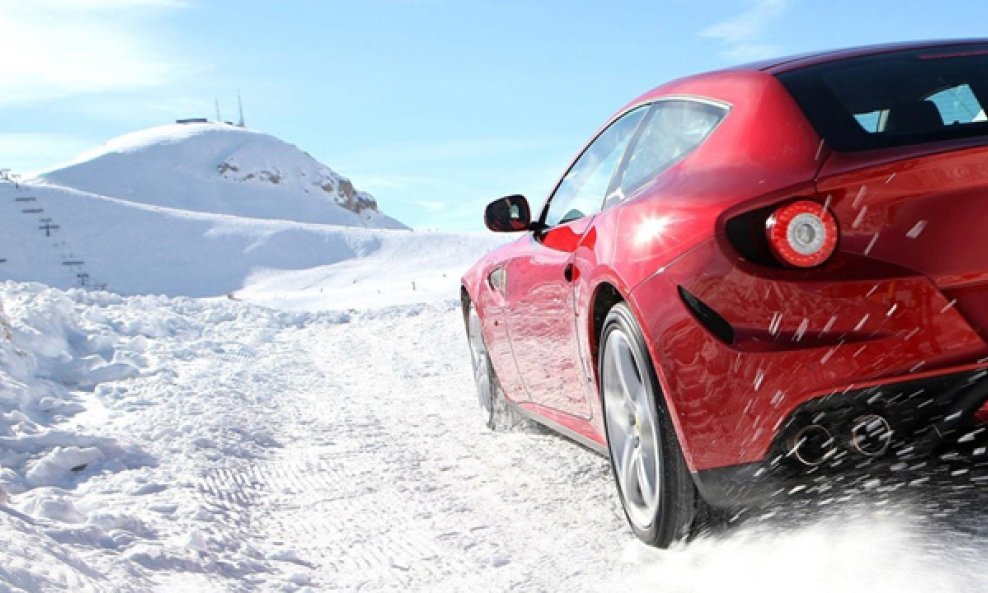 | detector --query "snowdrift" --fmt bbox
[0,181,370,297]
[0,179,500,299]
